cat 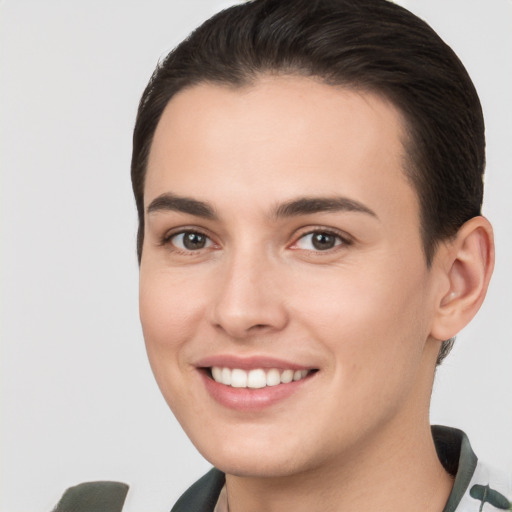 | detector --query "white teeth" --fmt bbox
[266,368,281,387]
[212,366,222,382]
[210,366,312,388]
[247,369,266,389]
[280,369,294,384]
[221,367,231,385]
[231,368,247,388]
